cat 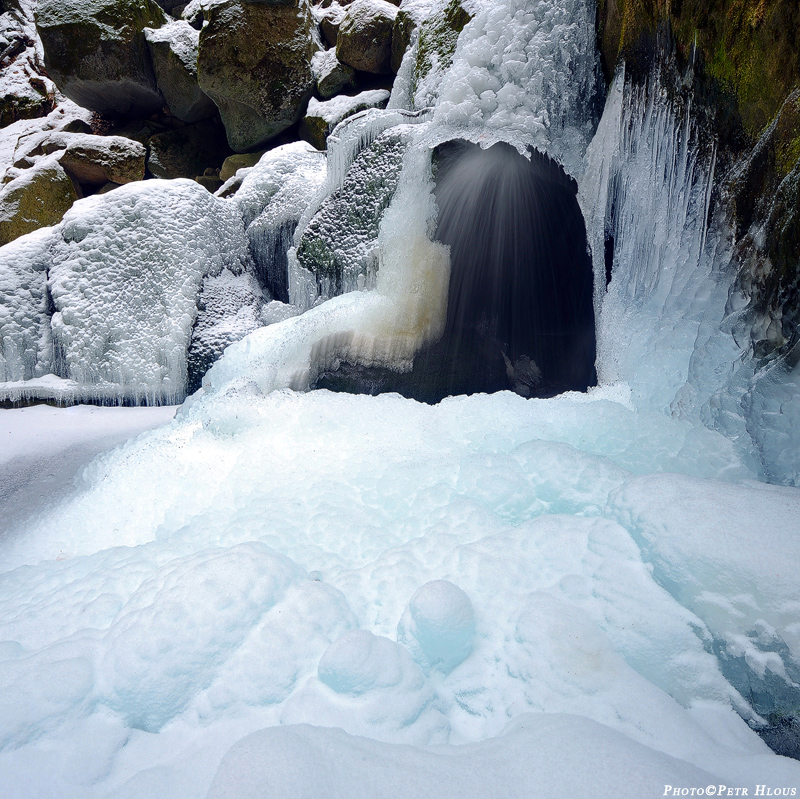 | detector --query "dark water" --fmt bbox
[316,141,597,402]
